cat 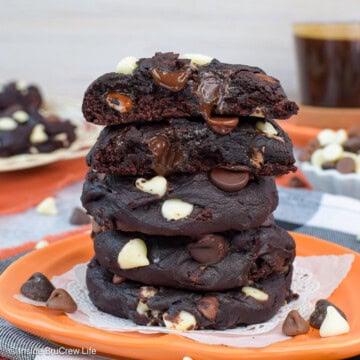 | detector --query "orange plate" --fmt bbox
[291,105,360,129]
[0,233,360,360]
